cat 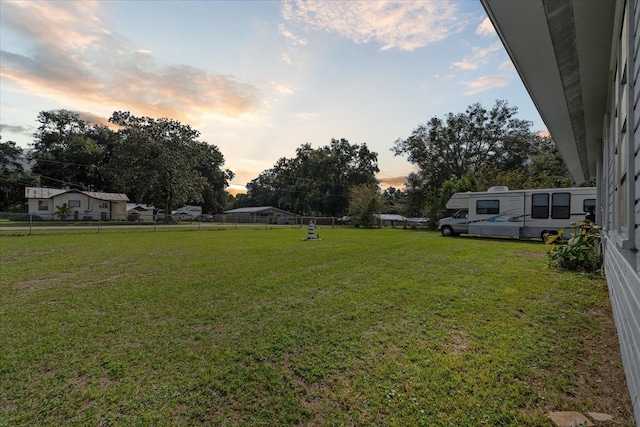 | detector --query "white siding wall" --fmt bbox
[27,194,127,220]
[603,1,640,423]
[27,198,54,219]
